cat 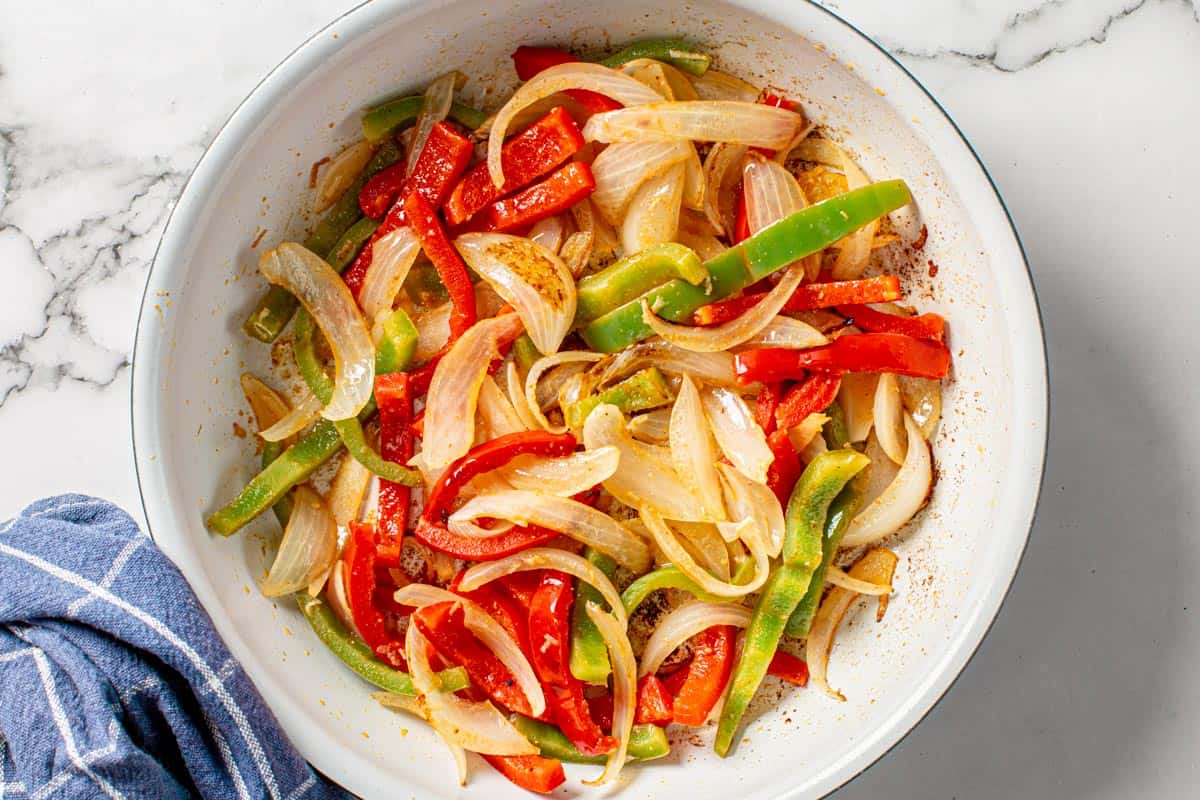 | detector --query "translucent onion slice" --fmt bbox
[450,490,649,572]
[639,601,752,675]
[873,372,907,465]
[640,507,767,596]
[423,313,525,472]
[718,462,784,558]
[806,548,899,700]
[826,564,893,595]
[527,215,566,254]
[599,340,741,389]
[489,63,662,187]
[313,140,376,214]
[500,447,620,496]
[323,561,359,636]
[570,197,620,270]
[583,101,800,149]
[898,375,942,440]
[702,142,748,235]
[743,153,821,281]
[524,350,605,433]
[372,690,426,718]
[690,70,760,102]
[627,407,671,443]
[259,243,375,420]
[738,316,828,350]
[456,233,576,354]
[477,375,527,438]
[675,226,726,262]
[669,376,726,520]
[681,144,705,210]
[359,227,421,324]
[413,302,452,362]
[240,373,291,432]
[407,71,464,176]
[582,603,637,787]
[258,388,322,443]
[672,520,730,580]
[327,450,372,527]
[505,361,541,432]
[558,230,595,277]
[832,147,877,279]
[787,412,830,454]
[262,486,337,597]
[537,361,590,411]
[583,404,710,522]
[842,414,932,548]
[395,583,546,718]
[621,162,685,256]
[838,372,878,444]
[458,547,628,627]
[701,387,773,484]
[591,140,690,225]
